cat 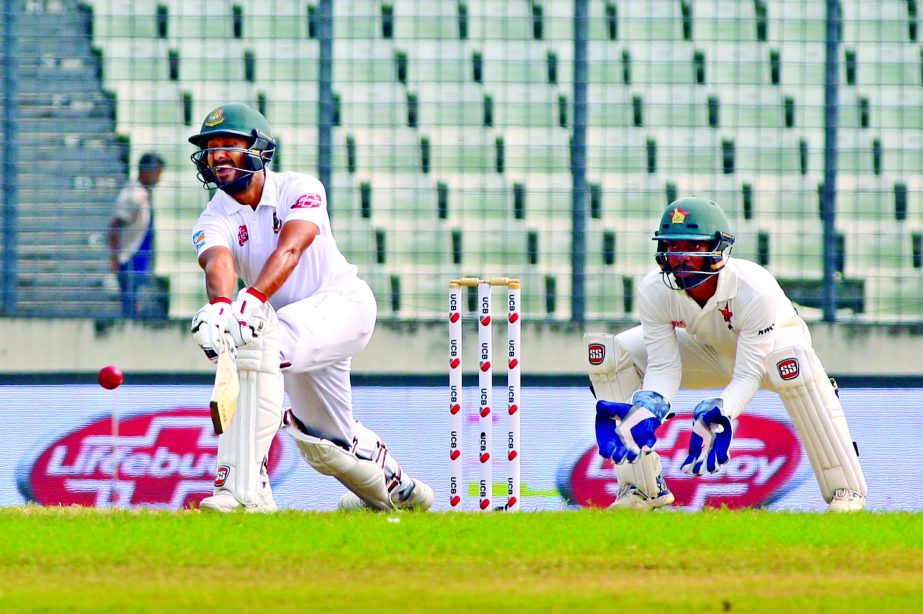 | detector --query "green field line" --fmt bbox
[0,506,920,612]
[466,481,559,497]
